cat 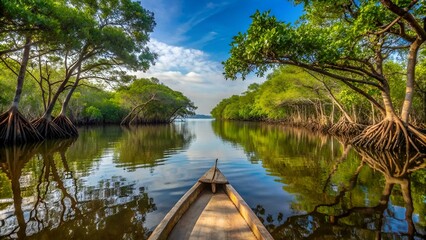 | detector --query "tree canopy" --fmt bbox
[118,78,197,125]
[0,0,161,144]
[223,0,426,152]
